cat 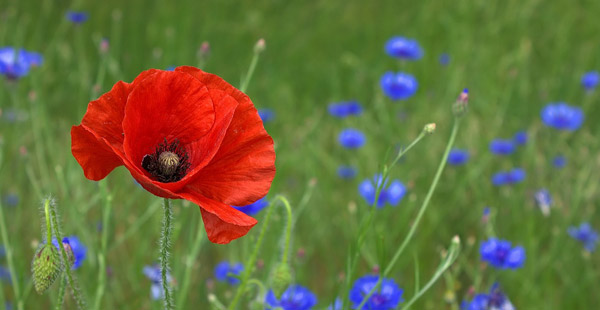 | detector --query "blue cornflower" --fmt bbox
[337,165,357,179]
[52,236,87,269]
[338,129,366,149]
[540,103,584,131]
[265,285,317,310]
[328,101,363,118]
[349,274,404,310]
[233,197,268,216]
[214,261,243,285]
[380,72,418,100]
[534,189,552,216]
[568,223,599,252]
[447,149,470,165]
[165,66,176,71]
[553,155,566,168]
[2,193,19,207]
[359,174,407,208]
[384,37,423,60]
[513,130,528,146]
[461,283,514,310]
[66,11,89,24]
[581,71,600,91]
[143,264,173,300]
[439,53,450,66]
[489,139,515,155]
[480,238,525,269]
[258,108,276,123]
[0,265,11,283]
[0,47,43,79]
[491,168,525,186]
